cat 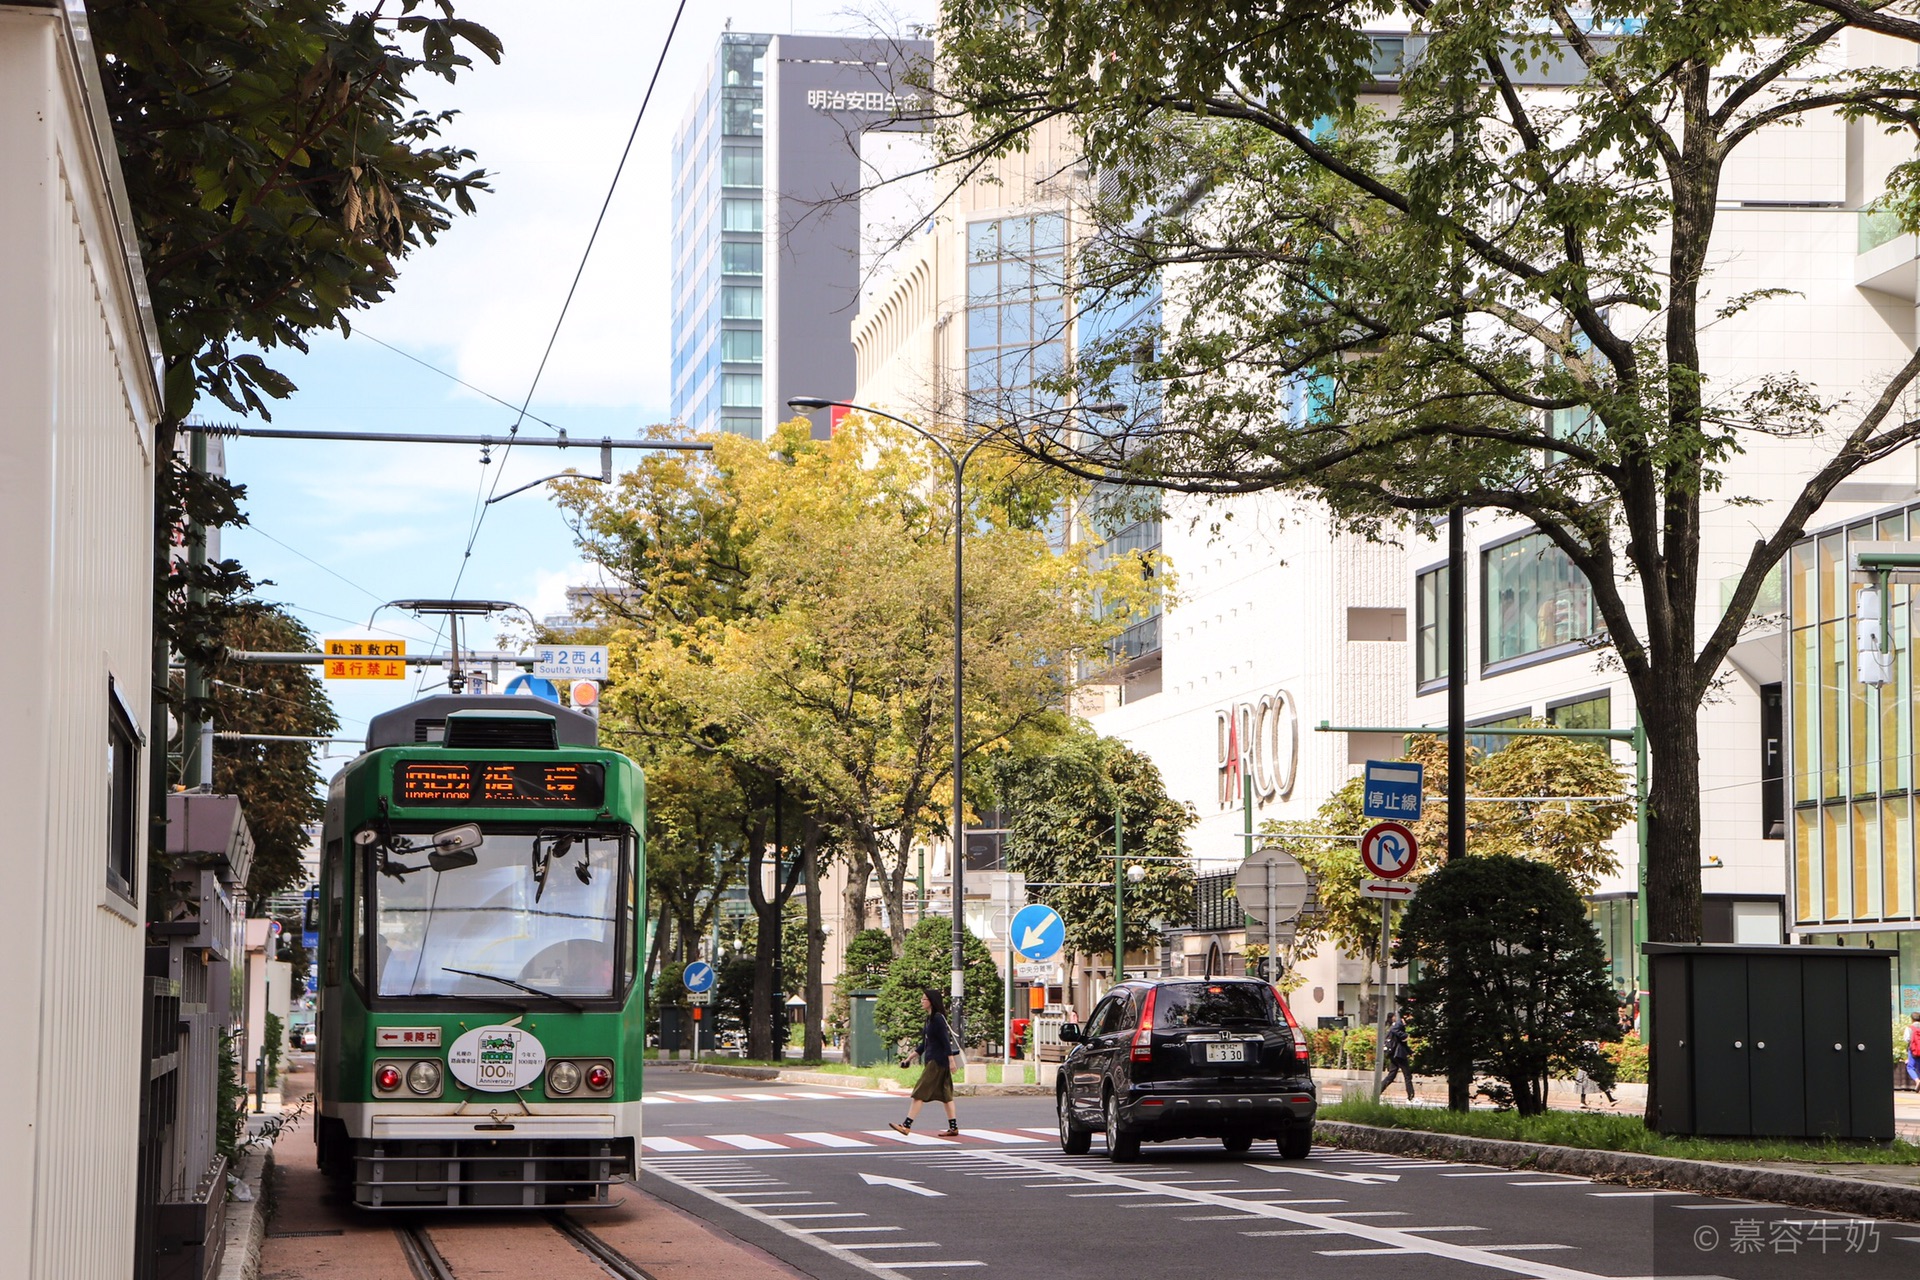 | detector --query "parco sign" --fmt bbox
[1217,689,1300,808]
